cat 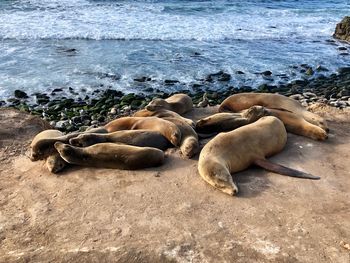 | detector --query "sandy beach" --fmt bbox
[0,105,349,263]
